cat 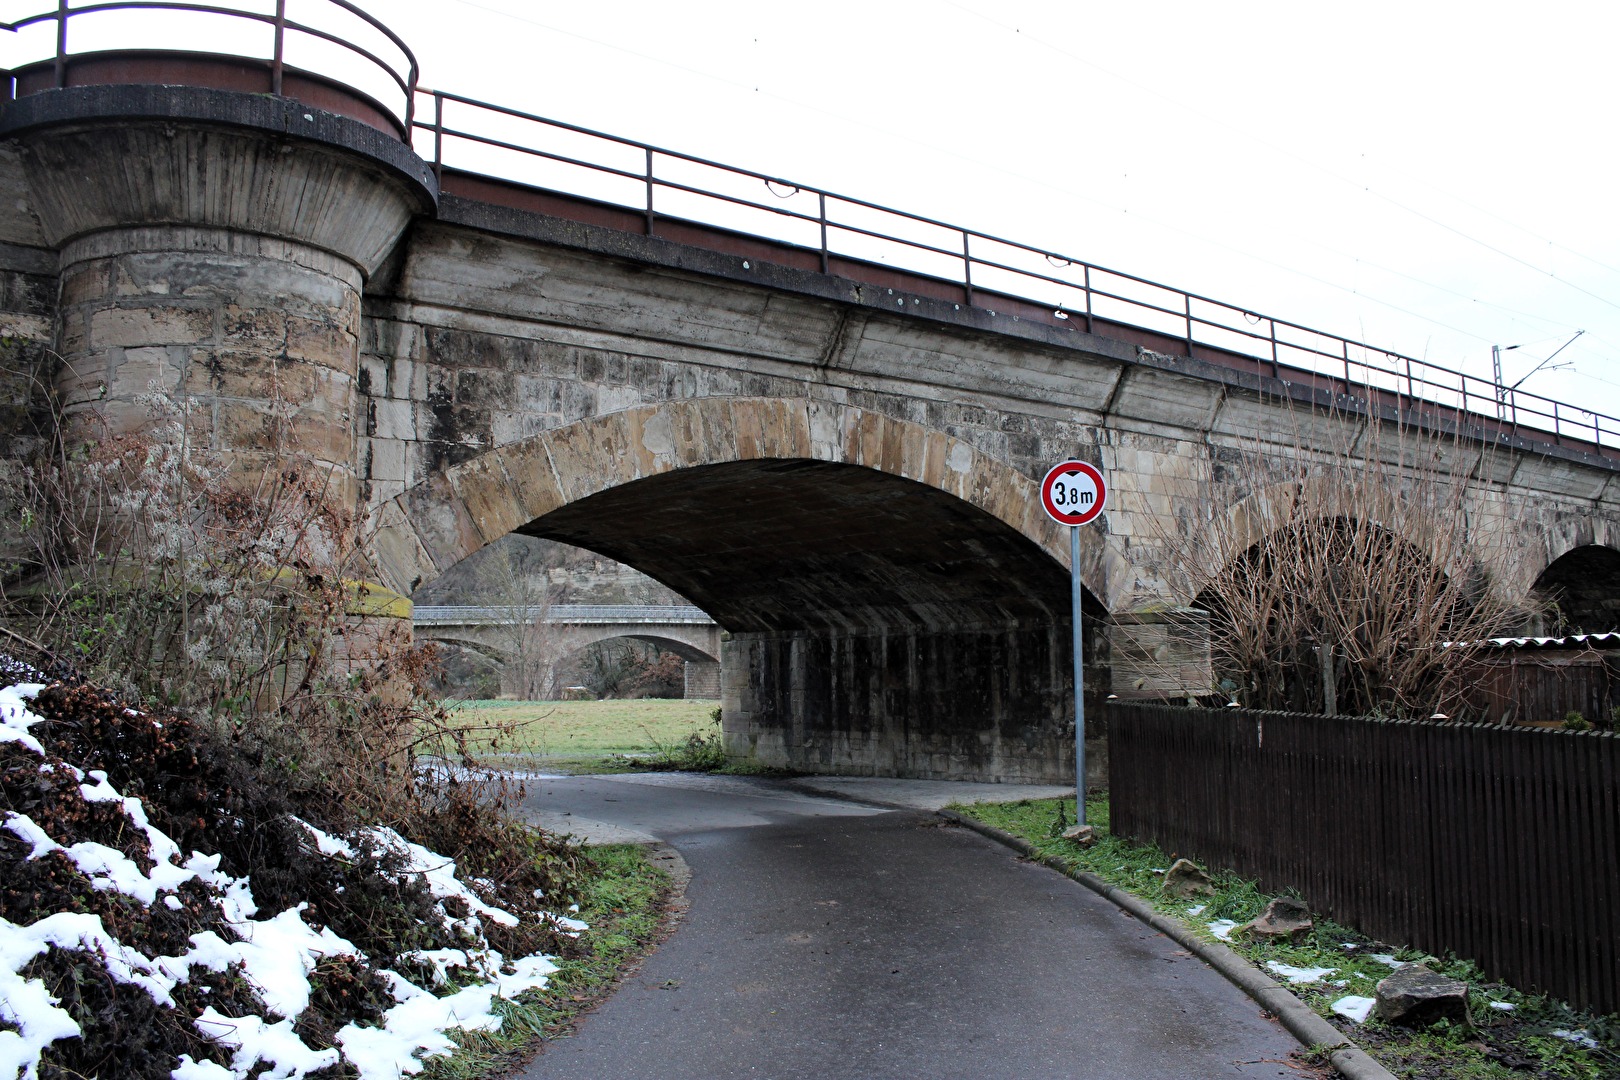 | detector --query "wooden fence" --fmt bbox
[1107,703,1620,1014]
[1458,648,1620,726]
